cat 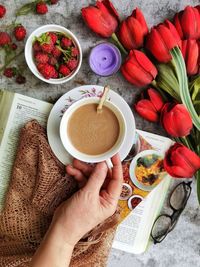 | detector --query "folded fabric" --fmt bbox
[0,120,119,267]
